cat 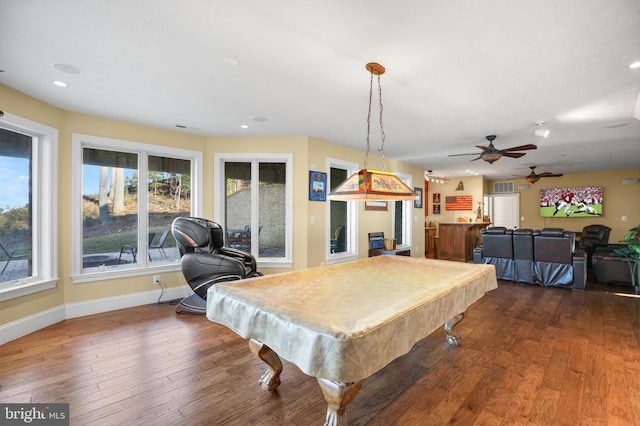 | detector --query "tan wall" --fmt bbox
[3,83,634,330]
[0,86,424,328]
[0,85,207,324]
[425,175,485,234]
[307,138,426,266]
[424,168,640,243]
[500,169,640,242]
[205,136,311,273]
